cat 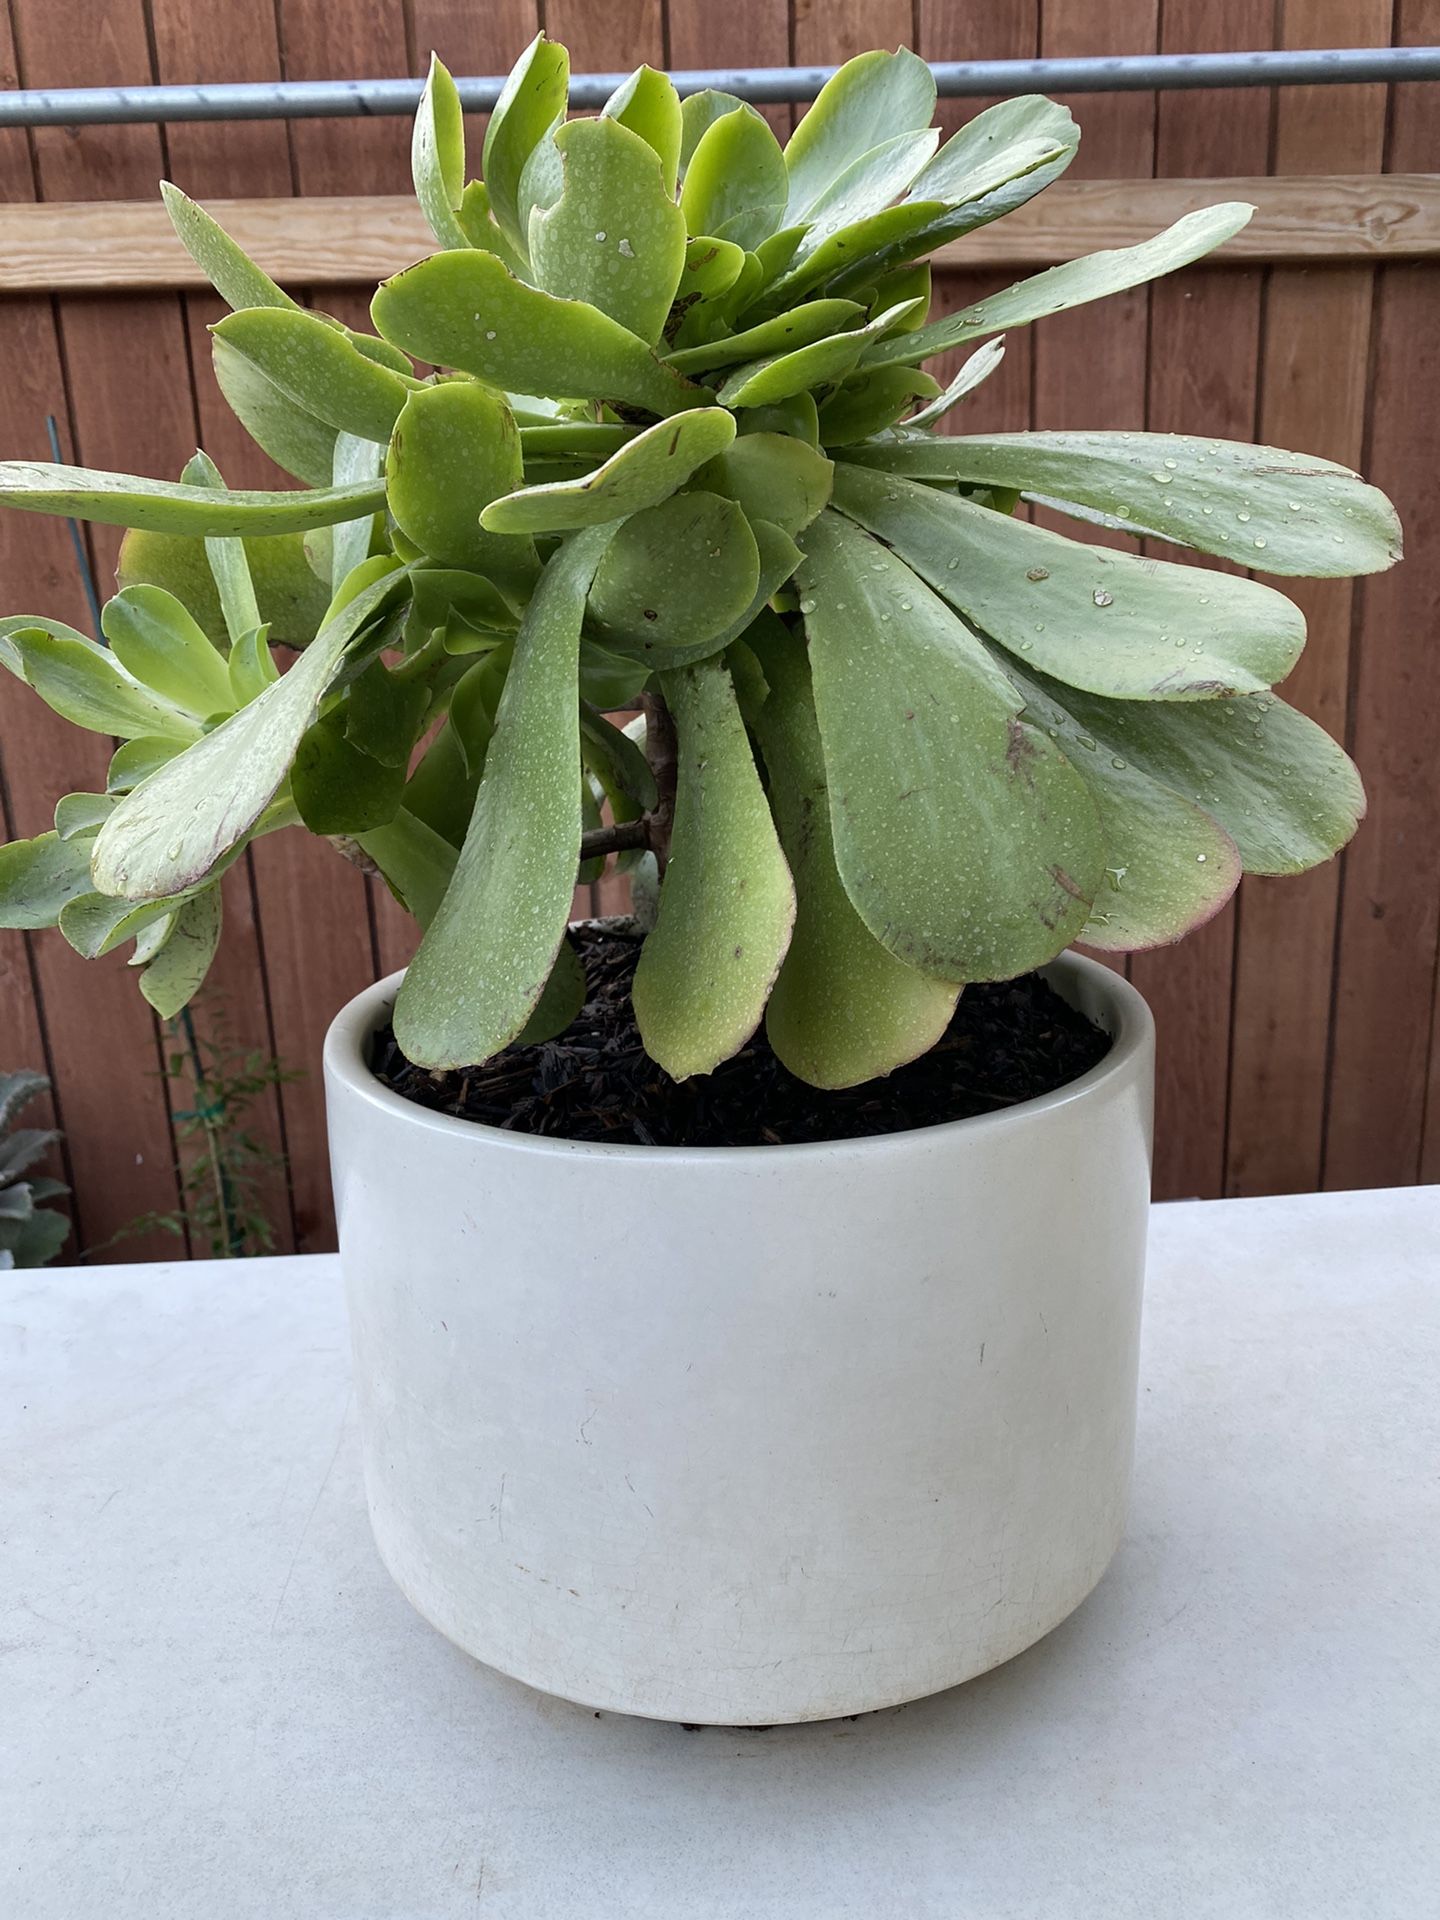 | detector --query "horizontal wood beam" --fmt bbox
[0,175,1435,295]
